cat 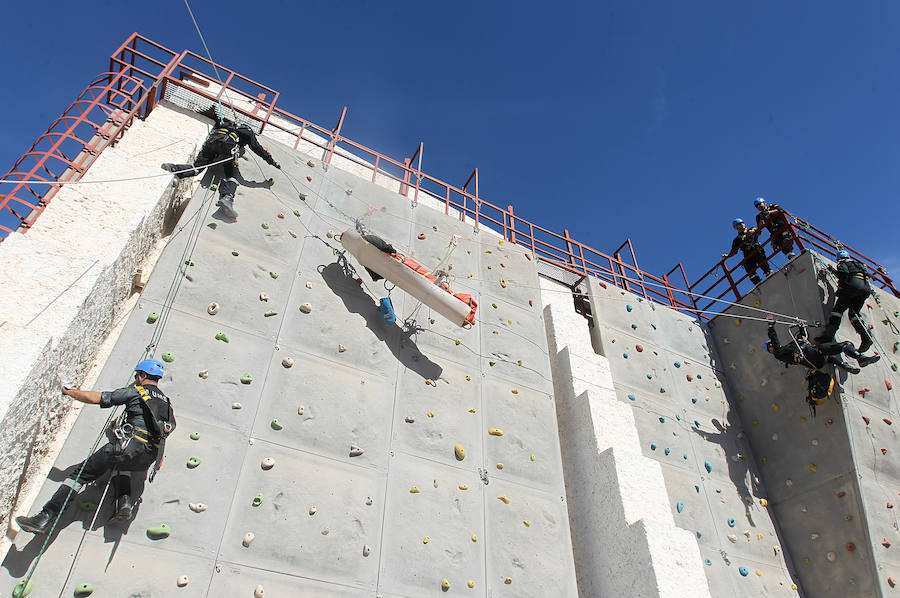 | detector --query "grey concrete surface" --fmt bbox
[2,138,576,597]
